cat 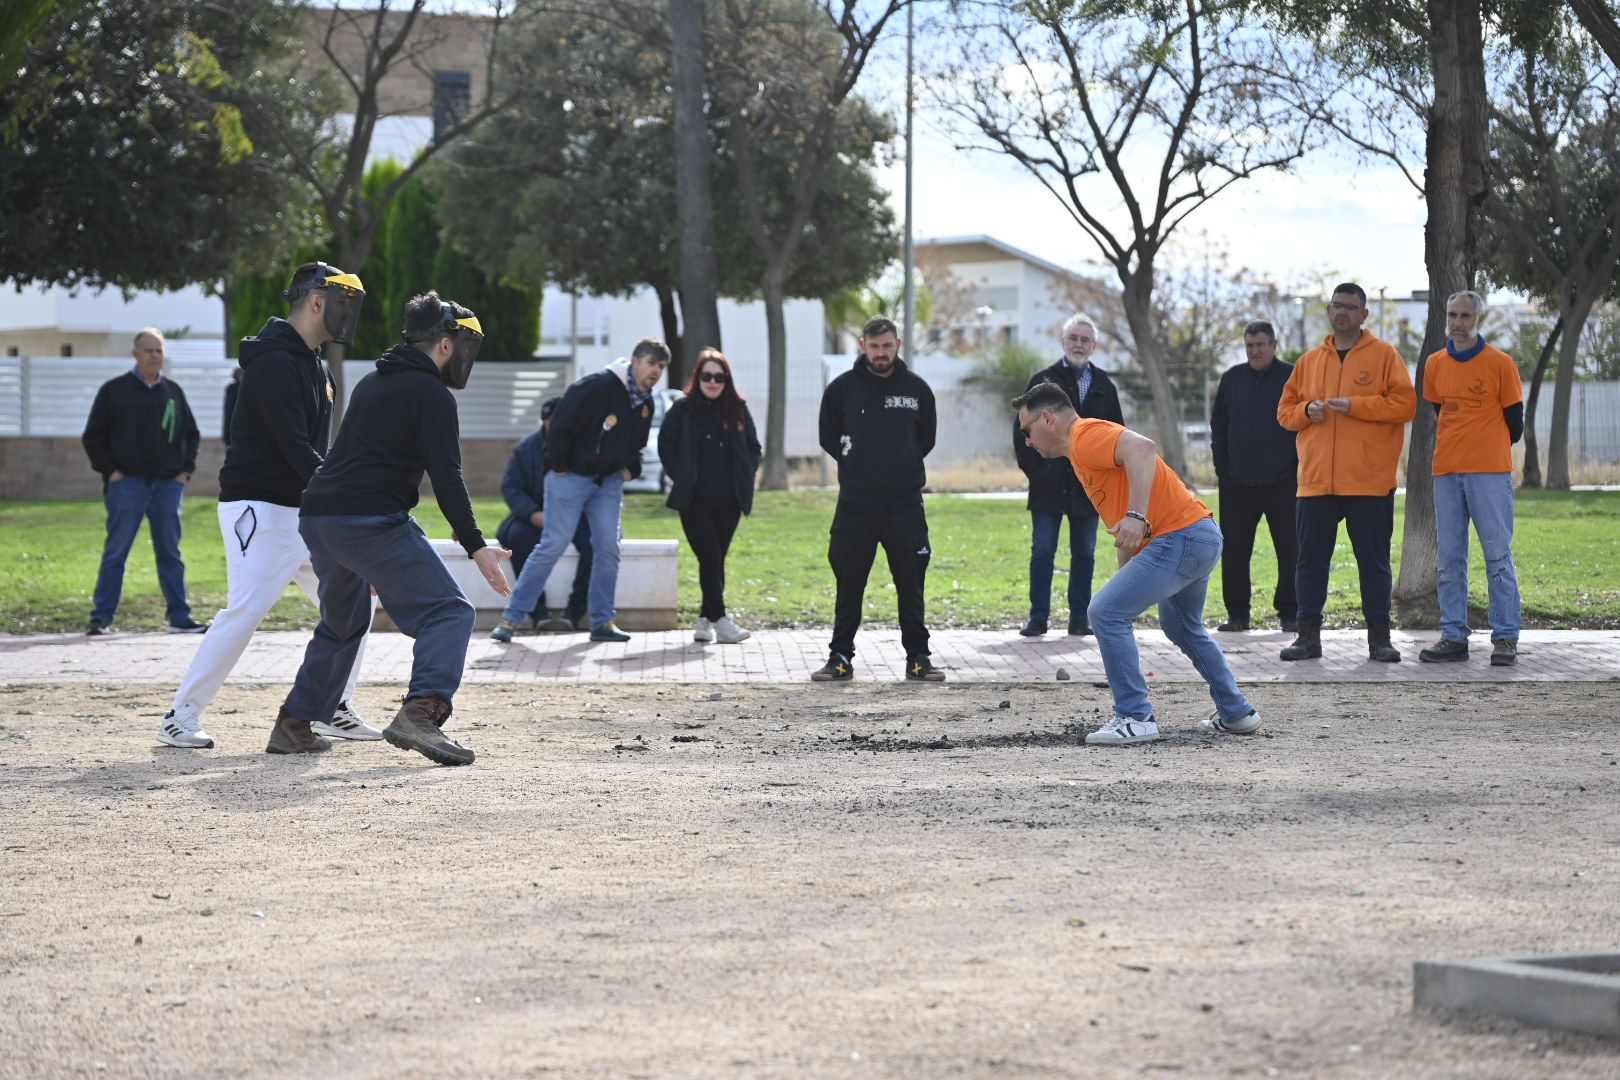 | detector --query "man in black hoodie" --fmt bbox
[157,262,381,751]
[813,315,943,682]
[268,292,509,766]
[82,327,204,637]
